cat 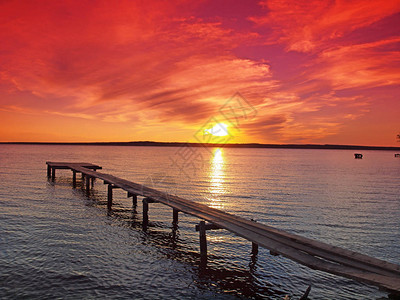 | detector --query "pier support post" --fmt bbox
[195,222,222,263]
[199,221,207,260]
[143,198,149,227]
[51,168,55,181]
[173,208,179,224]
[86,175,90,191]
[251,219,258,255]
[72,171,76,188]
[107,184,113,209]
[142,198,156,229]
[252,242,259,255]
[47,165,51,178]
[128,192,137,206]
